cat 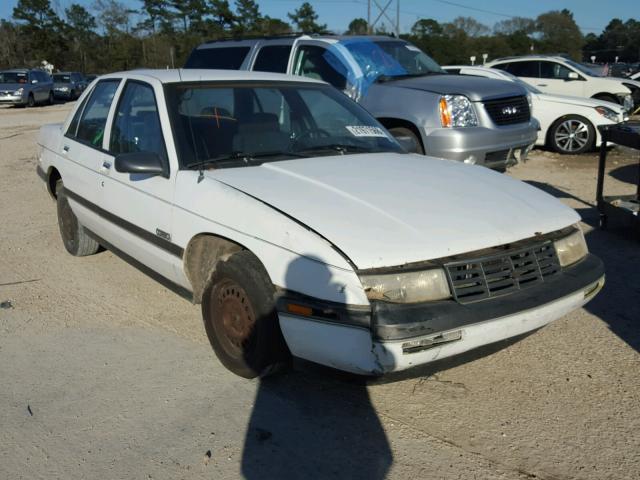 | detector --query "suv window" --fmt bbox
[184,47,251,69]
[74,80,120,147]
[253,45,292,73]
[110,81,167,162]
[293,45,348,90]
[501,61,538,77]
[539,61,573,79]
